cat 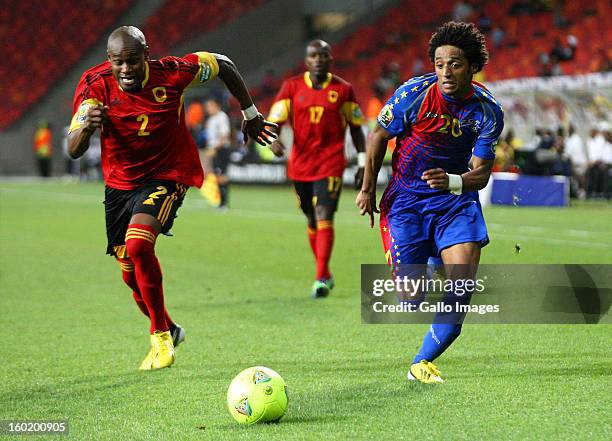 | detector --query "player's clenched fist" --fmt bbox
[269,139,286,157]
[421,168,449,190]
[84,105,108,131]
